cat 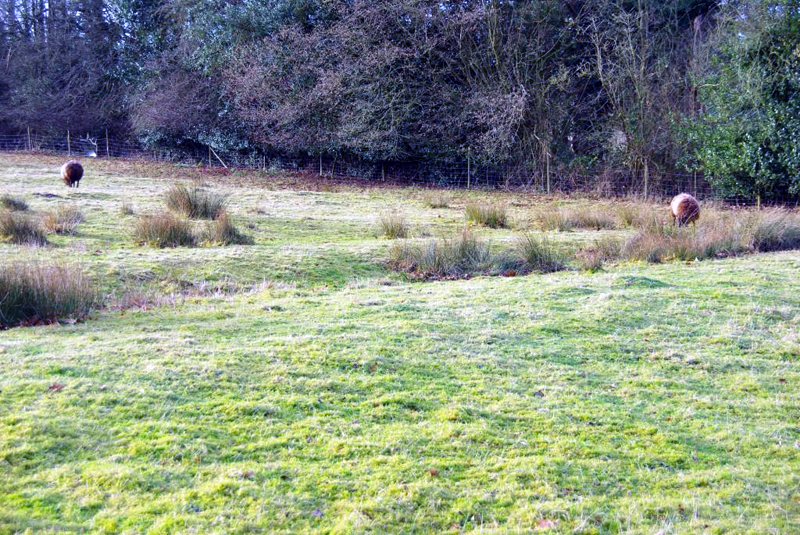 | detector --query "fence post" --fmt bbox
[643,159,649,199]
[67,130,71,156]
[27,126,32,151]
[546,152,551,195]
[105,129,110,158]
[467,149,471,189]
[319,154,323,176]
